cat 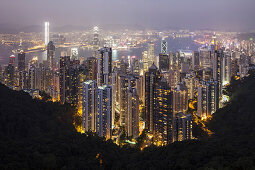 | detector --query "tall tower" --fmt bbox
[44,22,50,46]
[9,55,15,66]
[59,56,71,104]
[159,53,170,72]
[92,26,100,58]
[148,43,156,67]
[96,85,112,140]
[161,38,168,54]
[82,80,97,132]
[18,52,26,72]
[47,41,55,69]
[97,47,112,86]
[154,78,173,145]
[145,63,161,132]
[197,80,219,118]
